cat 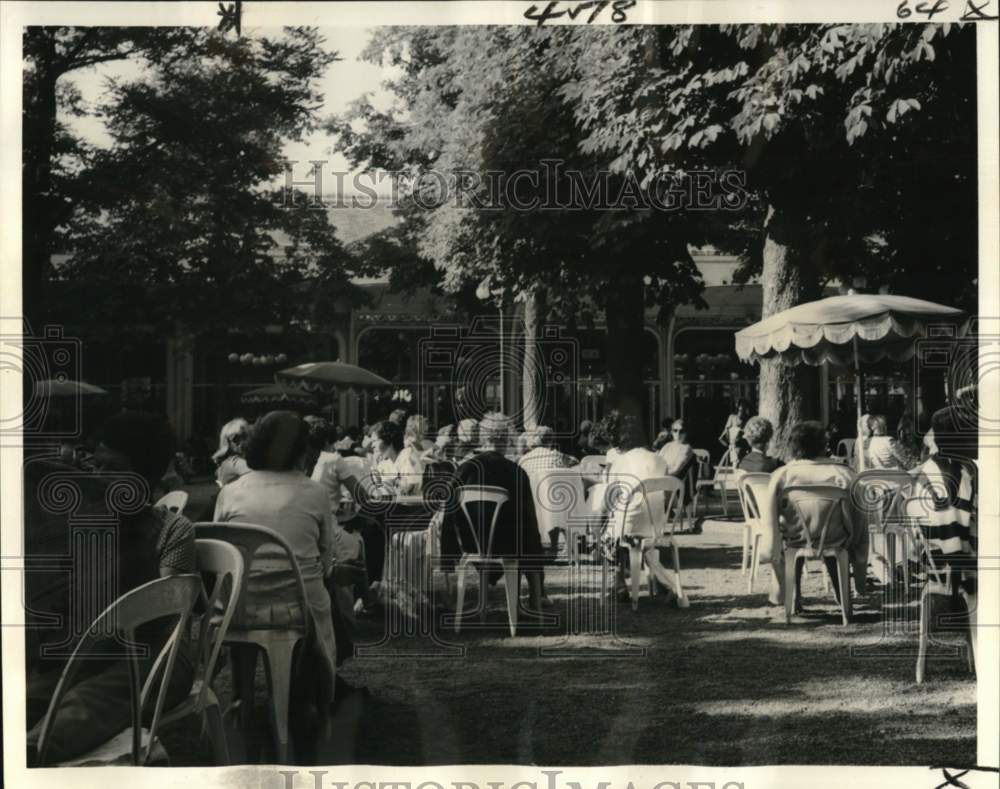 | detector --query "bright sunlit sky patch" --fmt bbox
[61,27,394,195]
